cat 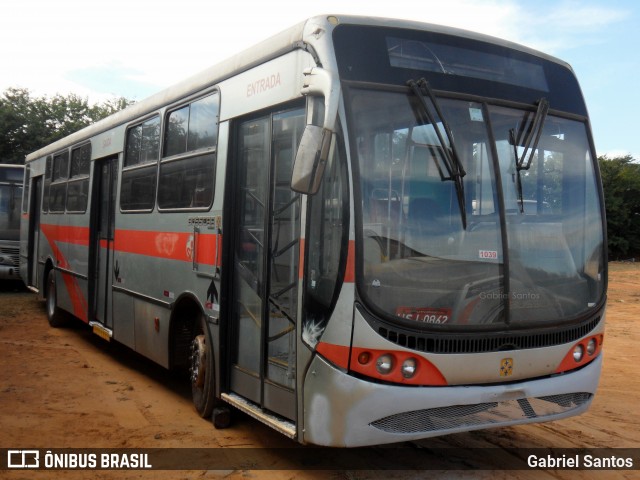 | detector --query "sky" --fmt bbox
[1,0,638,159]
